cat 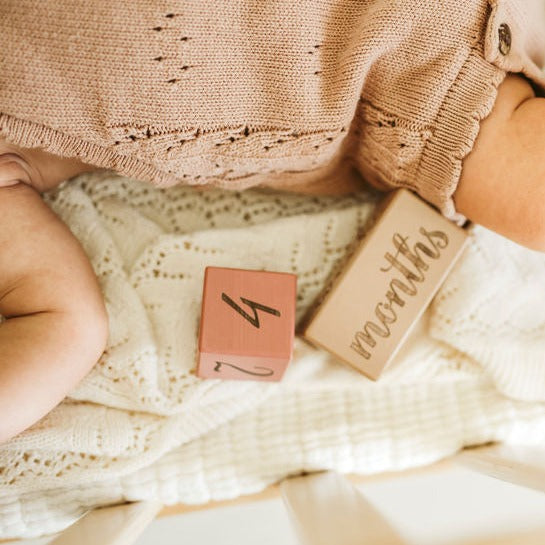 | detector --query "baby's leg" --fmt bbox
[0,152,107,444]
[455,74,545,252]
